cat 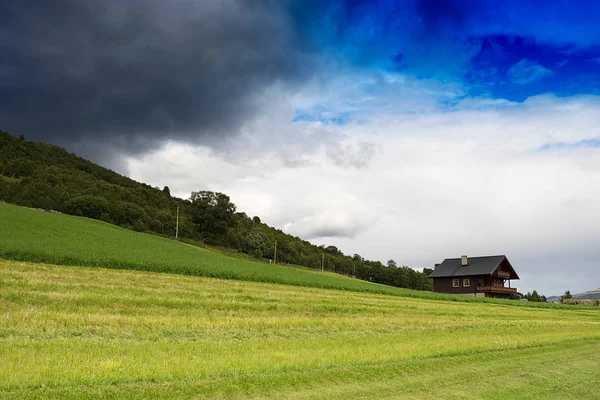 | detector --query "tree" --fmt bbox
[252,216,261,224]
[241,231,270,259]
[149,219,164,233]
[387,259,397,268]
[155,210,175,232]
[560,290,573,303]
[325,245,342,256]
[64,195,110,220]
[113,202,148,226]
[190,191,236,213]
[162,186,171,196]
[3,159,35,177]
[189,191,237,244]
[133,219,146,232]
